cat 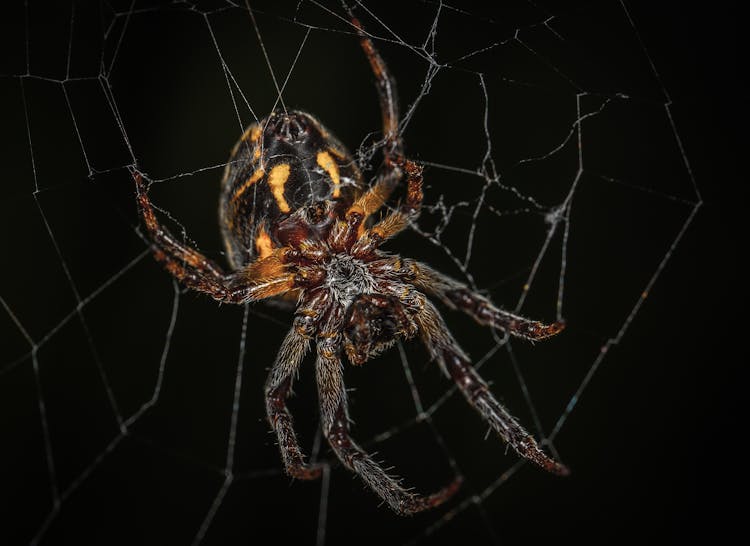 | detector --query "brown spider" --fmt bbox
[130,13,567,515]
